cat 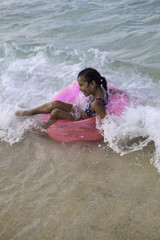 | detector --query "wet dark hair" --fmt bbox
[78,68,108,93]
